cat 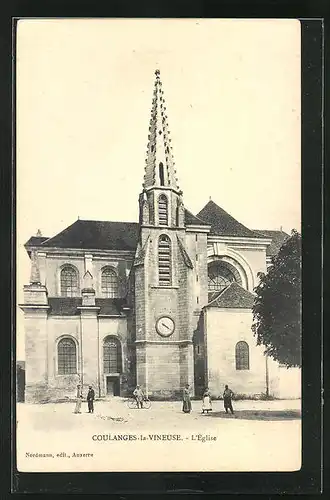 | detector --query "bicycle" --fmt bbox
[126,397,152,409]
